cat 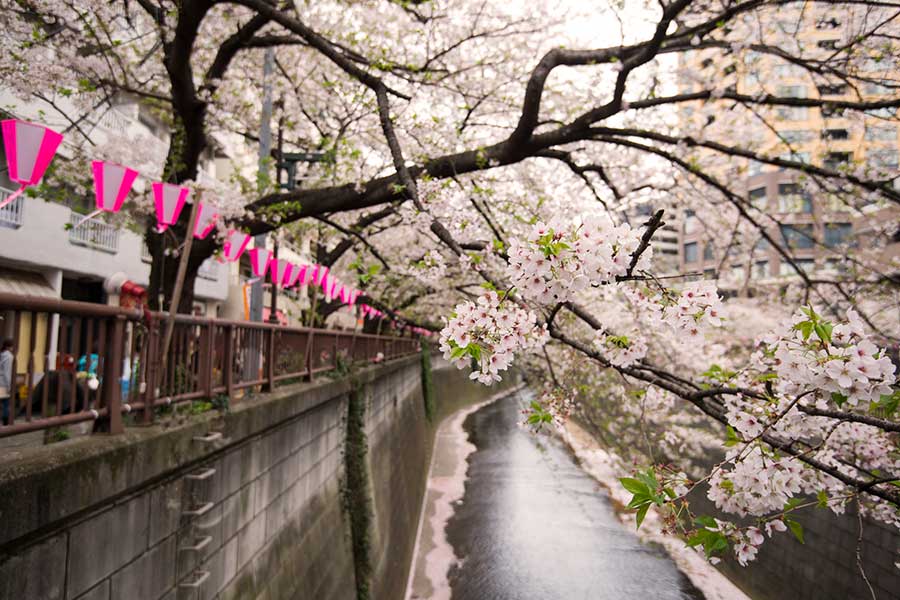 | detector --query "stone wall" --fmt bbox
[689,485,900,600]
[0,353,509,600]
